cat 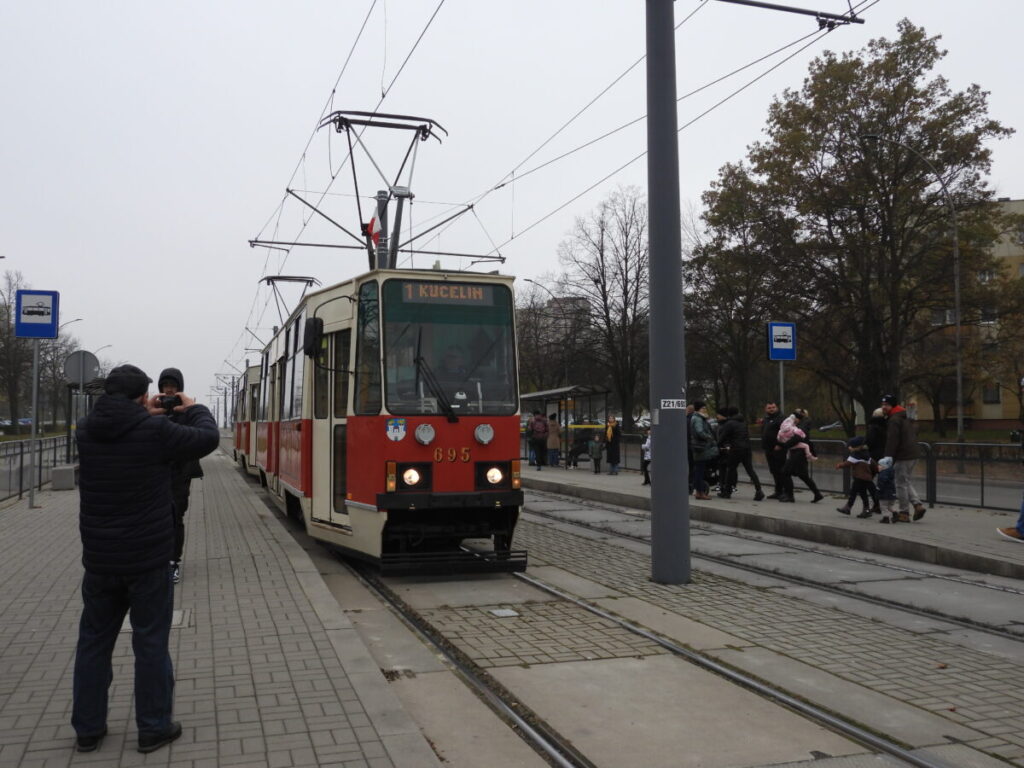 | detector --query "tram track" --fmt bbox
[233,456,1003,768]
[337,547,966,768]
[524,489,1024,643]
[339,556,598,768]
